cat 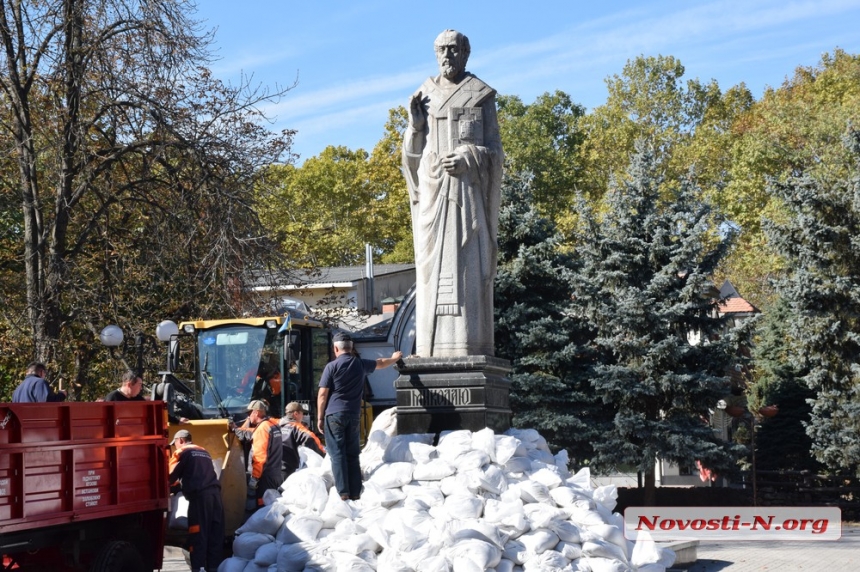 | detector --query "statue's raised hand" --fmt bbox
[408,92,428,130]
